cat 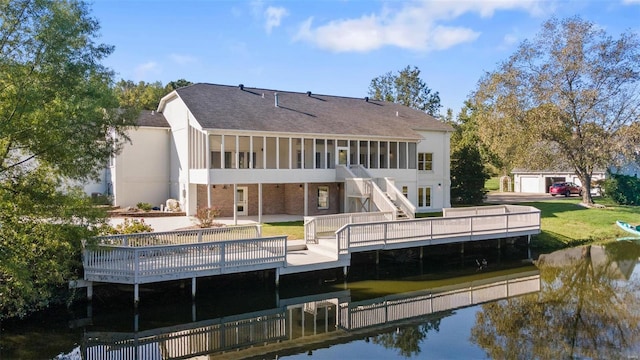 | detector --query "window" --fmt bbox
[402,186,408,198]
[418,153,433,171]
[418,187,432,208]
[317,186,329,209]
